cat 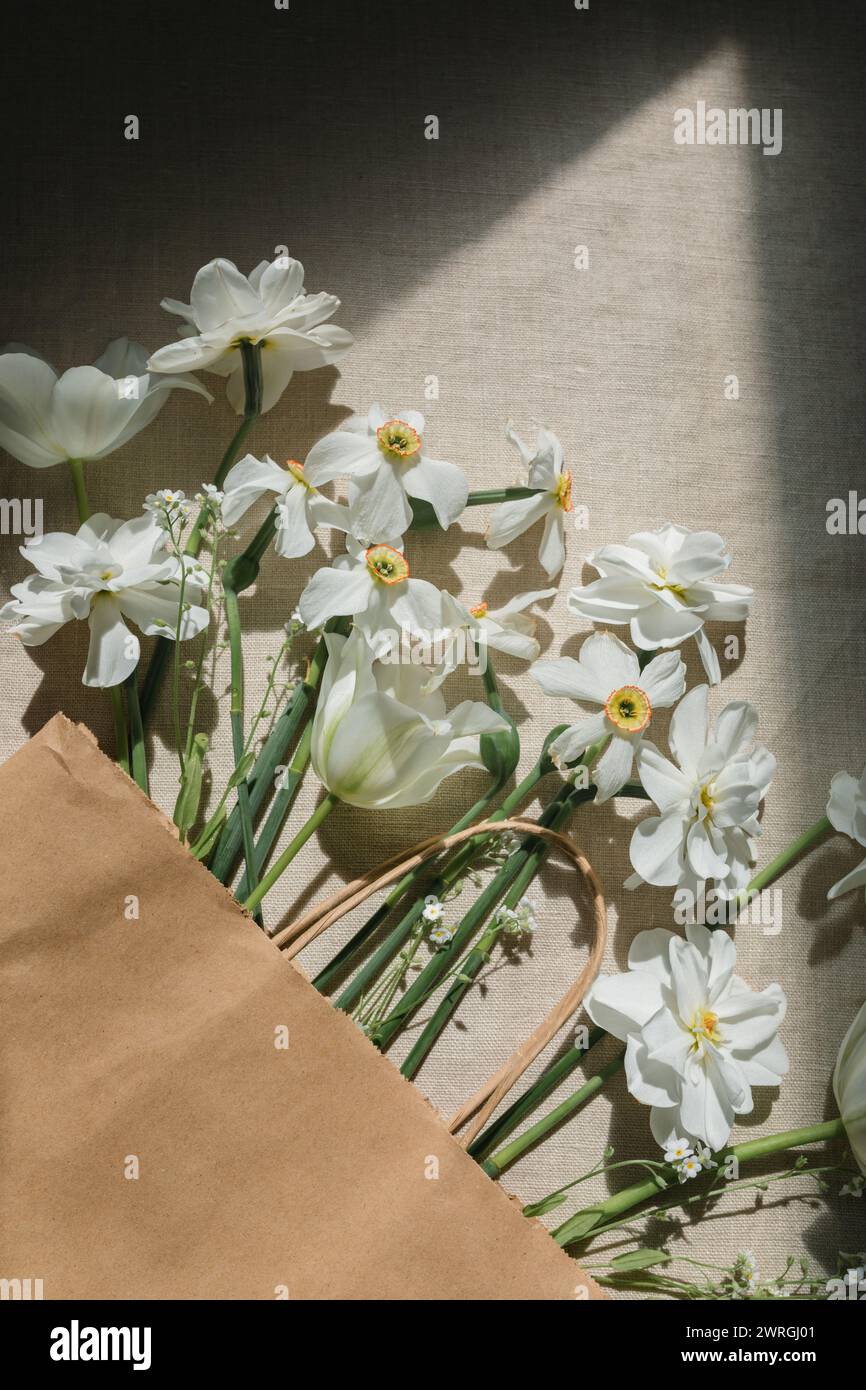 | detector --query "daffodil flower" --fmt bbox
[583,922,788,1151]
[1,513,208,686]
[220,452,351,558]
[309,628,508,809]
[530,632,686,801]
[303,404,469,536]
[297,535,443,655]
[486,425,572,578]
[425,587,556,692]
[0,339,210,469]
[148,255,353,414]
[825,764,866,901]
[628,684,775,901]
[568,523,753,684]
